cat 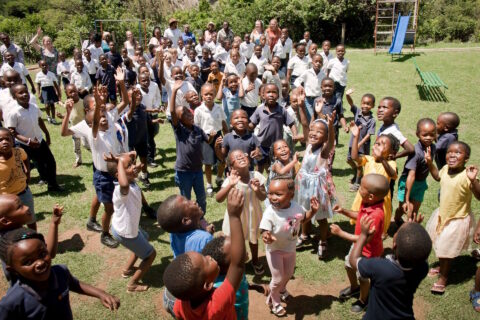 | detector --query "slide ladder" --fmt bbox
[388,13,411,55]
